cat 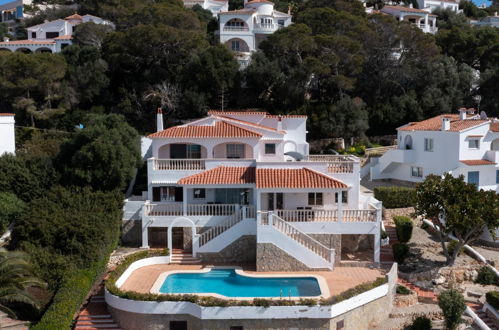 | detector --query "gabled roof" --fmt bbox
[65,13,83,20]
[460,160,497,166]
[256,168,348,189]
[398,114,489,132]
[148,121,262,139]
[178,166,256,185]
[213,115,284,133]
